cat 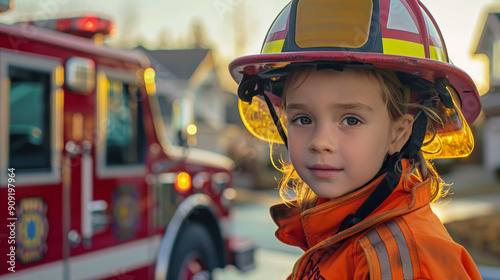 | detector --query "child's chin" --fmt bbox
[311,186,354,200]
